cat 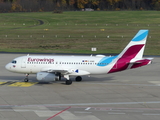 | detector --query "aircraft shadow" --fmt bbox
[0,75,115,84]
